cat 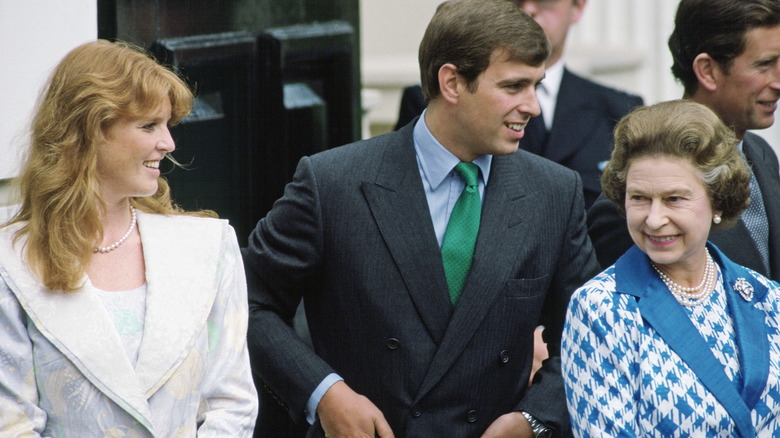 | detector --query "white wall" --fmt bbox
[0,0,97,181]
[360,0,441,134]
